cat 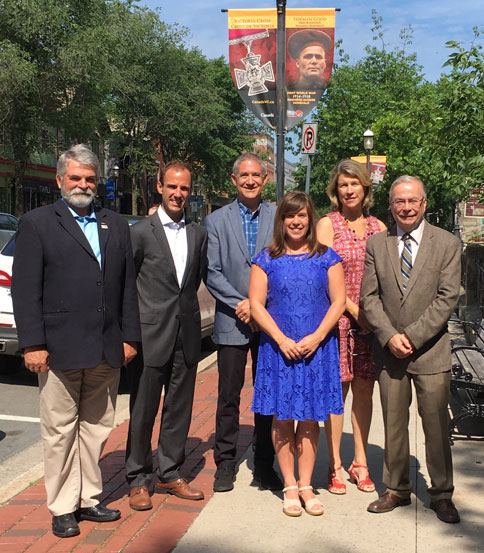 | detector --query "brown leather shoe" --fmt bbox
[154,478,204,501]
[367,492,411,513]
[430,499,460,523]
[129,486,152,511]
